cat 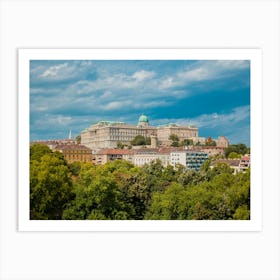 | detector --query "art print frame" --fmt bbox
[18,48,262,231]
